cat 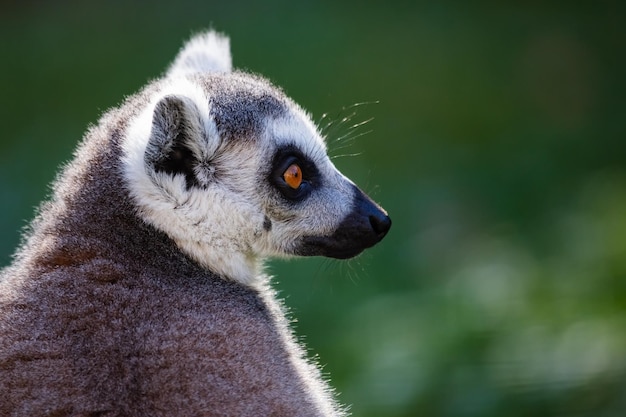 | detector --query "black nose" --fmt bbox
[369,212,392,238]
[352,186,391,242]
[293,185,391,259]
